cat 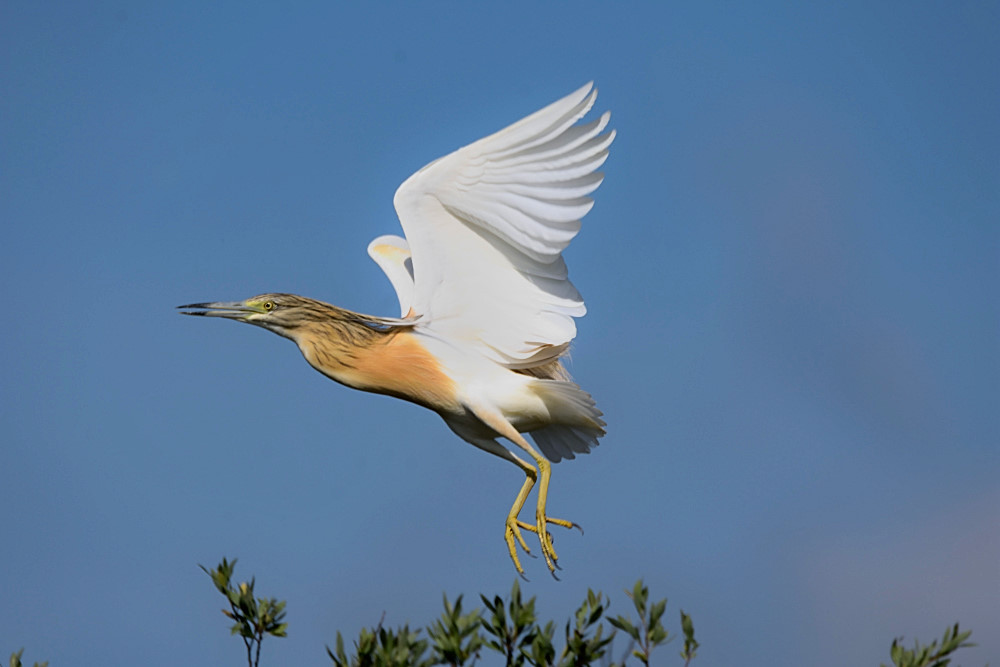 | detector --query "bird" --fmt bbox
[179,82,614,575]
